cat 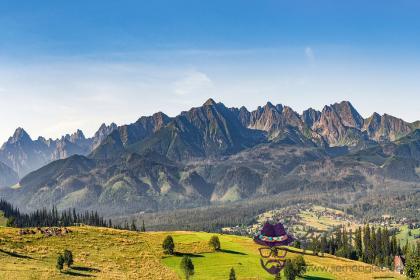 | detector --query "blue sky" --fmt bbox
[0,1,419,141]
